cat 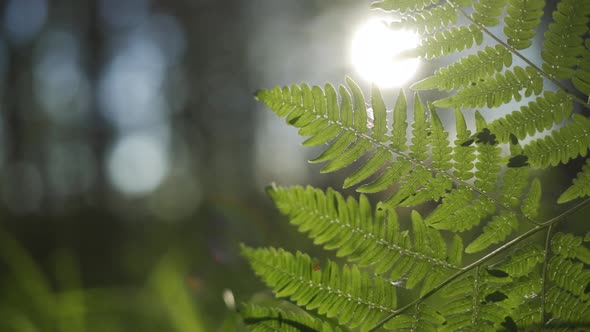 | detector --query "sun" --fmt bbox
[351,19,420,88]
